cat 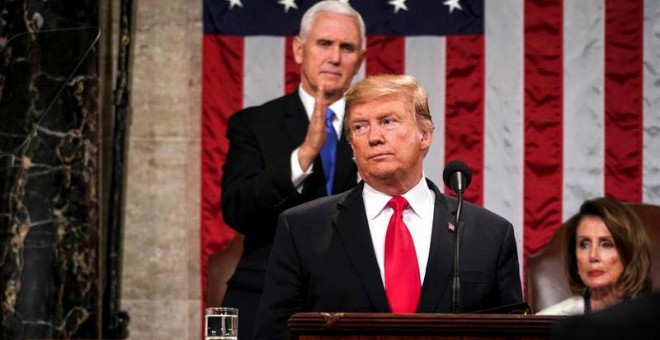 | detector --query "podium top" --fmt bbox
[289,312,563,337]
